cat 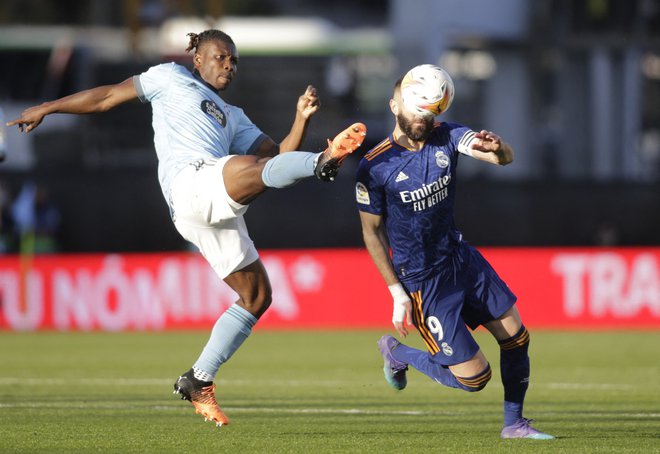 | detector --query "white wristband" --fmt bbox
[388,283,409,304]
[388,283,409,324]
